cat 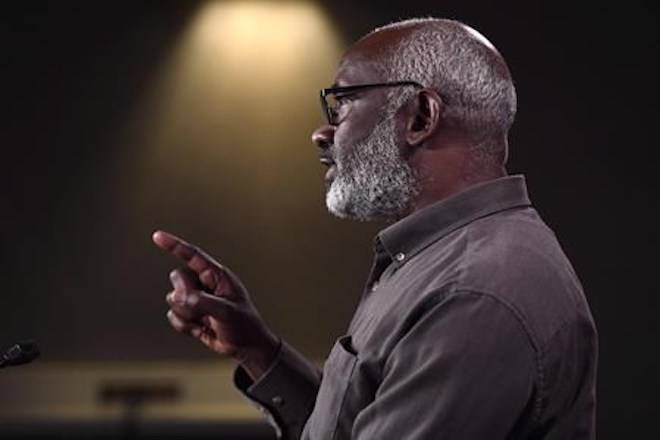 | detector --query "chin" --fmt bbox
[325,179,394,222]
[325,184,352,220]
[326,198,374,222]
